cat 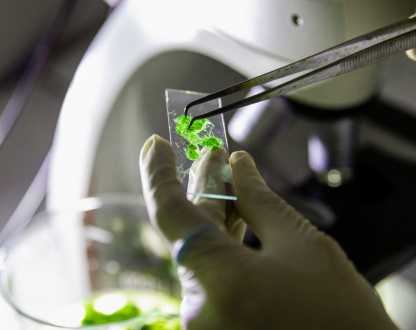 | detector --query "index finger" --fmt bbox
[139,135,213,243]
[187,147,229,225]
[188,147,246,241]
